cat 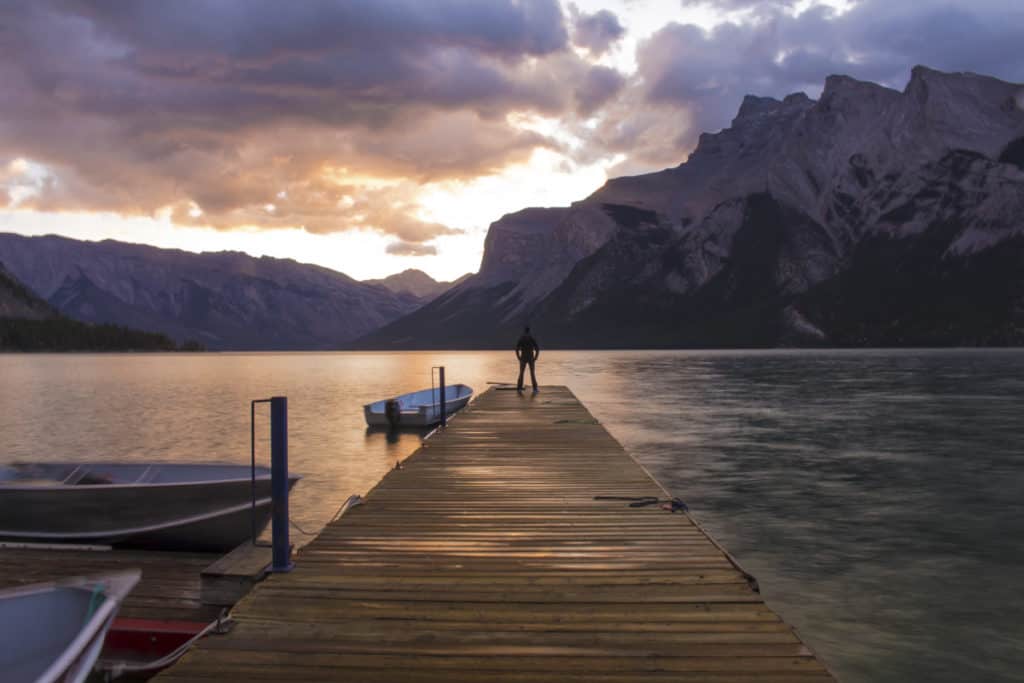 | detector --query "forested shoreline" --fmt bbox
[0,317,205,352]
